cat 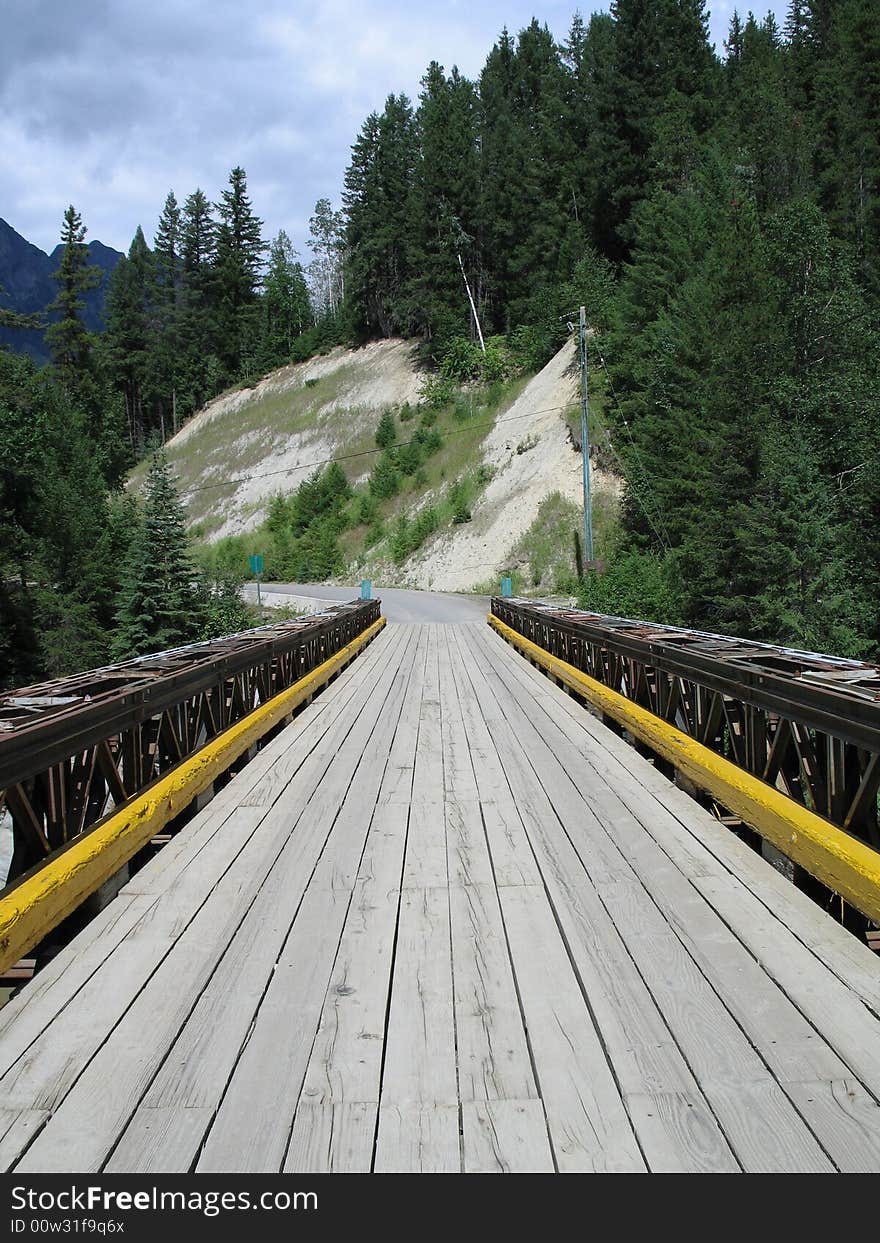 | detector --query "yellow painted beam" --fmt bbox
[489,613,880,924]
[0,616,386,975]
